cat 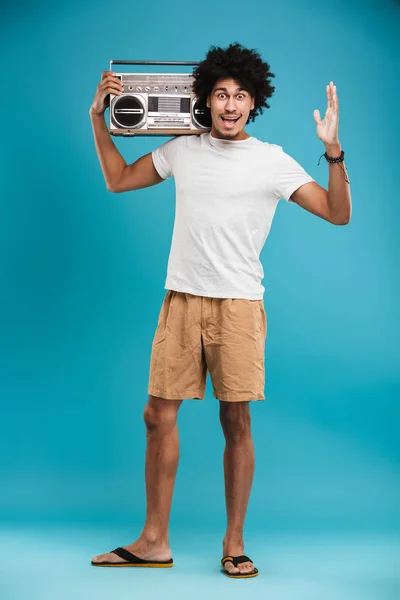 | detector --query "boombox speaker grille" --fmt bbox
[113,96,145,127]
[148,97,191,114]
